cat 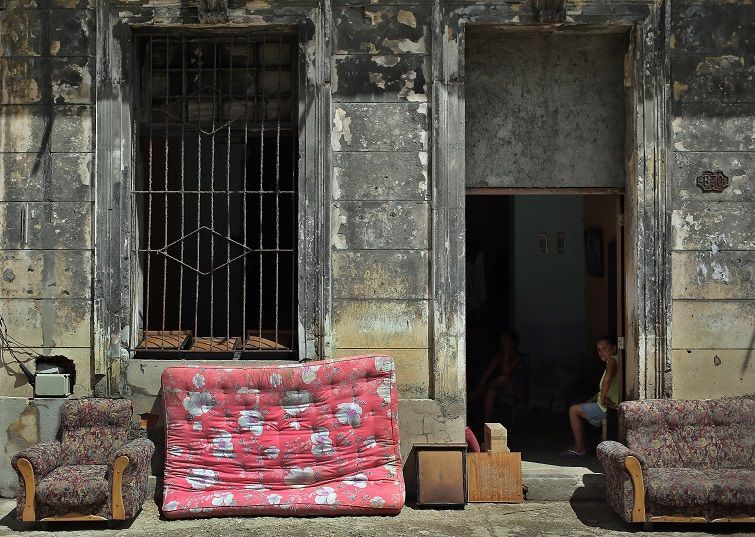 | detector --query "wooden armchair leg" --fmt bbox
[624,455,646,523]
[15,458,36,522]
[111,455,129,521]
